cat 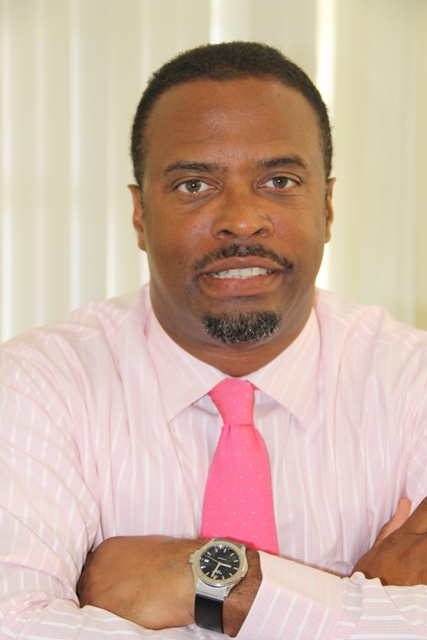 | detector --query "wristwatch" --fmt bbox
[190,538,248,634]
